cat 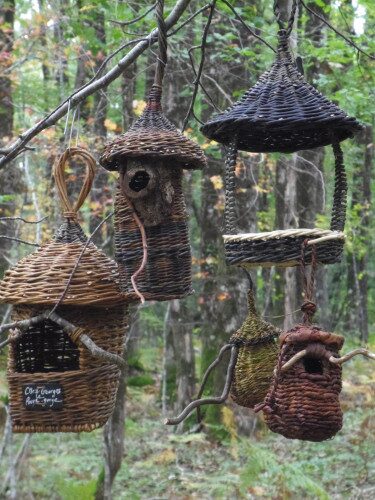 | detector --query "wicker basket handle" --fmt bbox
[224,137,238,234]
[53,147,96,221]
[330,142,347,232]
